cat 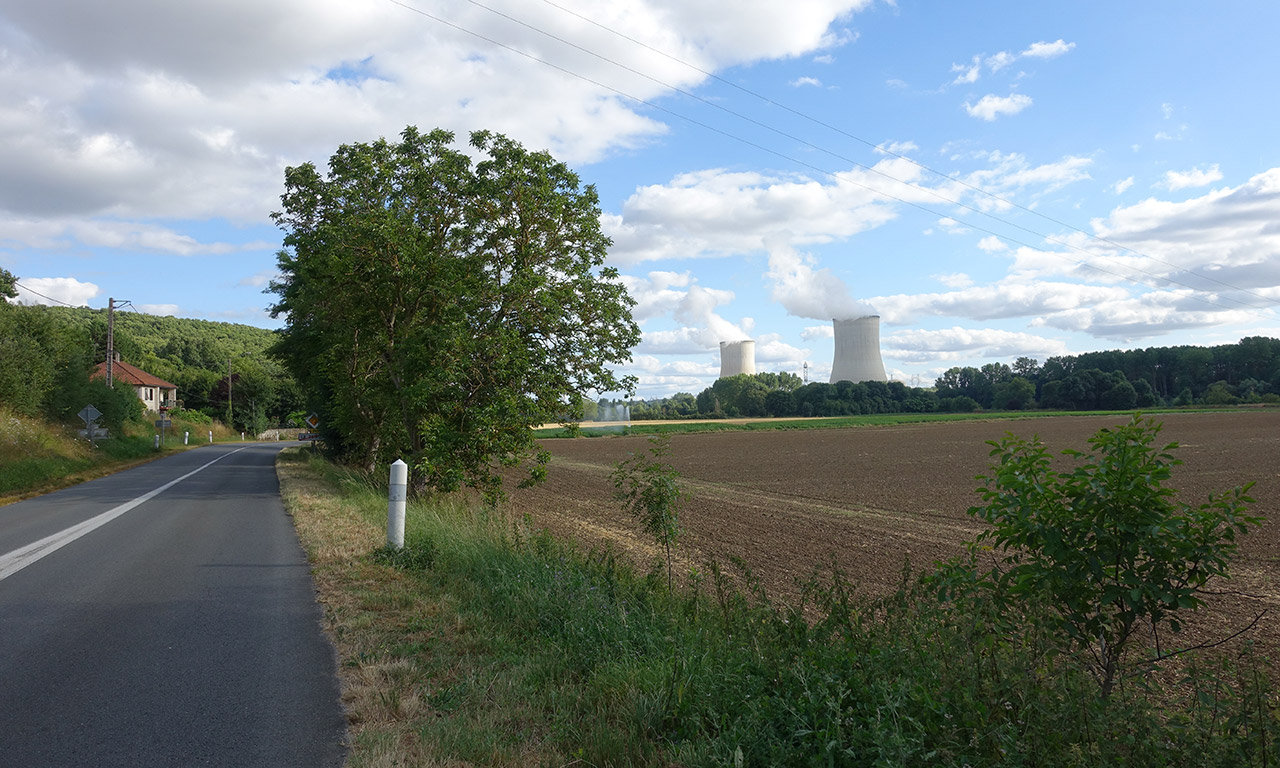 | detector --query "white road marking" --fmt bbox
[0,448,249,582]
